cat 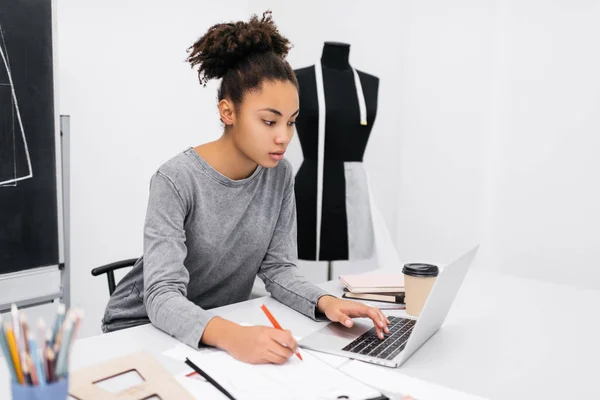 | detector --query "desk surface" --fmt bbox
[1,268,599,399]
